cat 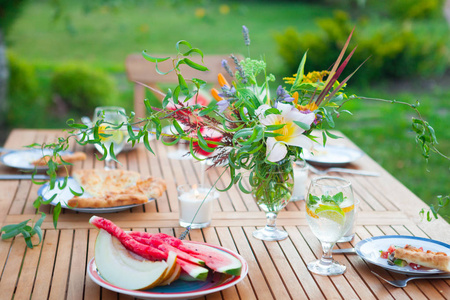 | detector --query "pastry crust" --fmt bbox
[394,245,450,272]
[32,152,87,166]
[67,169,166,208]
